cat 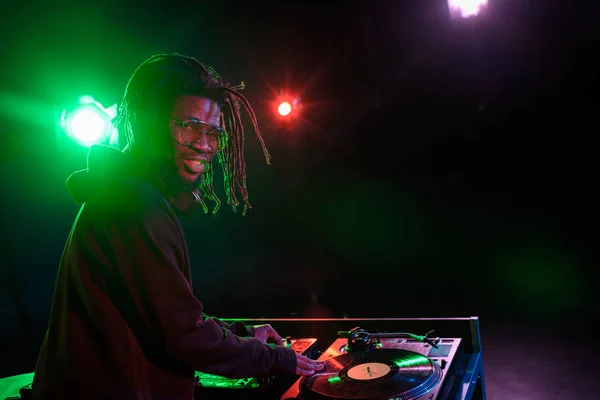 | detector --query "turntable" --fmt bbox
[282,327,462,400]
